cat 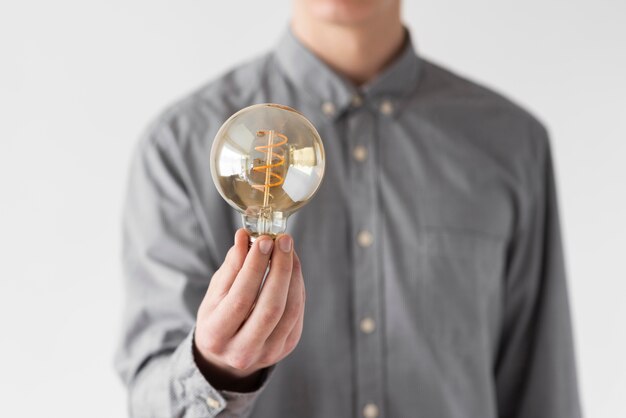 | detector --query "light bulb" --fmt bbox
[210,103,325,239]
